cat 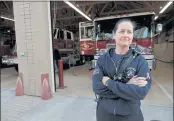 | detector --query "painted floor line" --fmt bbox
[153,77,173,103]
